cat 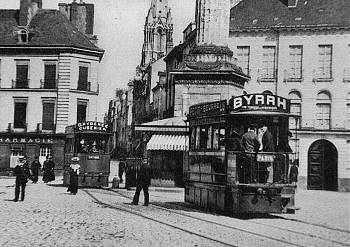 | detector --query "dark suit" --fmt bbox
[132,163,151,206]
[30,160,41,183]
[13,164,30,201]
[262,130,275,152]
